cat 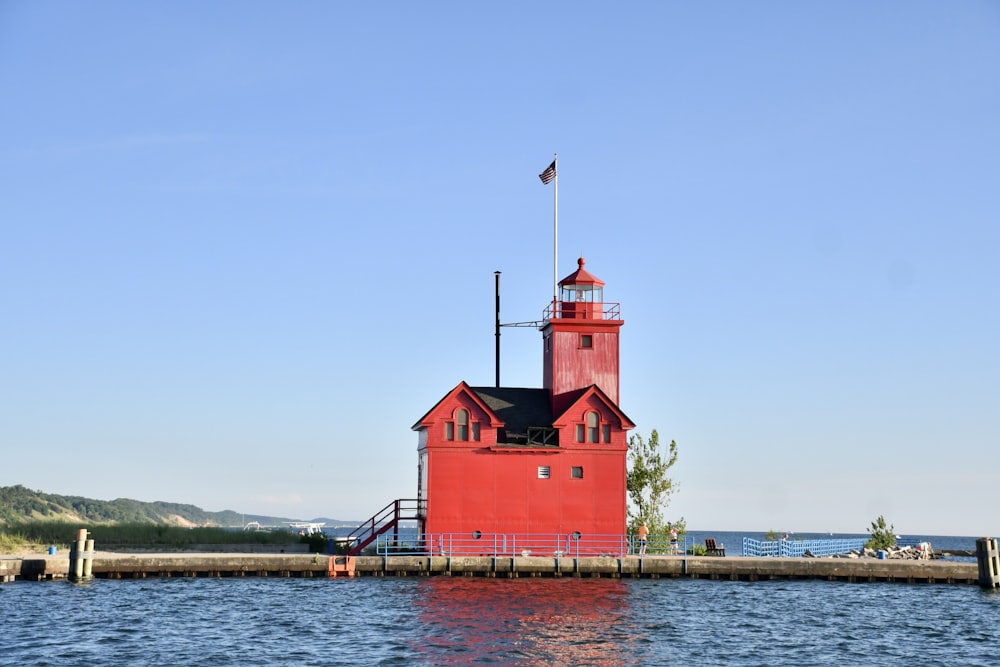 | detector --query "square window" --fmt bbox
[581,334,592,348]
[538,466,551,479]
[571,466,583,479]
